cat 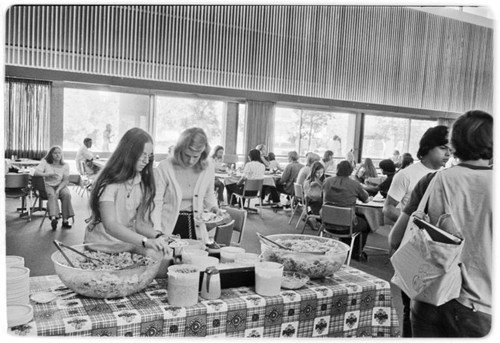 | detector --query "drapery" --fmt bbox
[244,100,275,155]
[4,78,51,159]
